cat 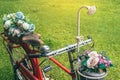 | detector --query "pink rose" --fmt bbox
[87,57,99,68]
[88,51,98,58]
